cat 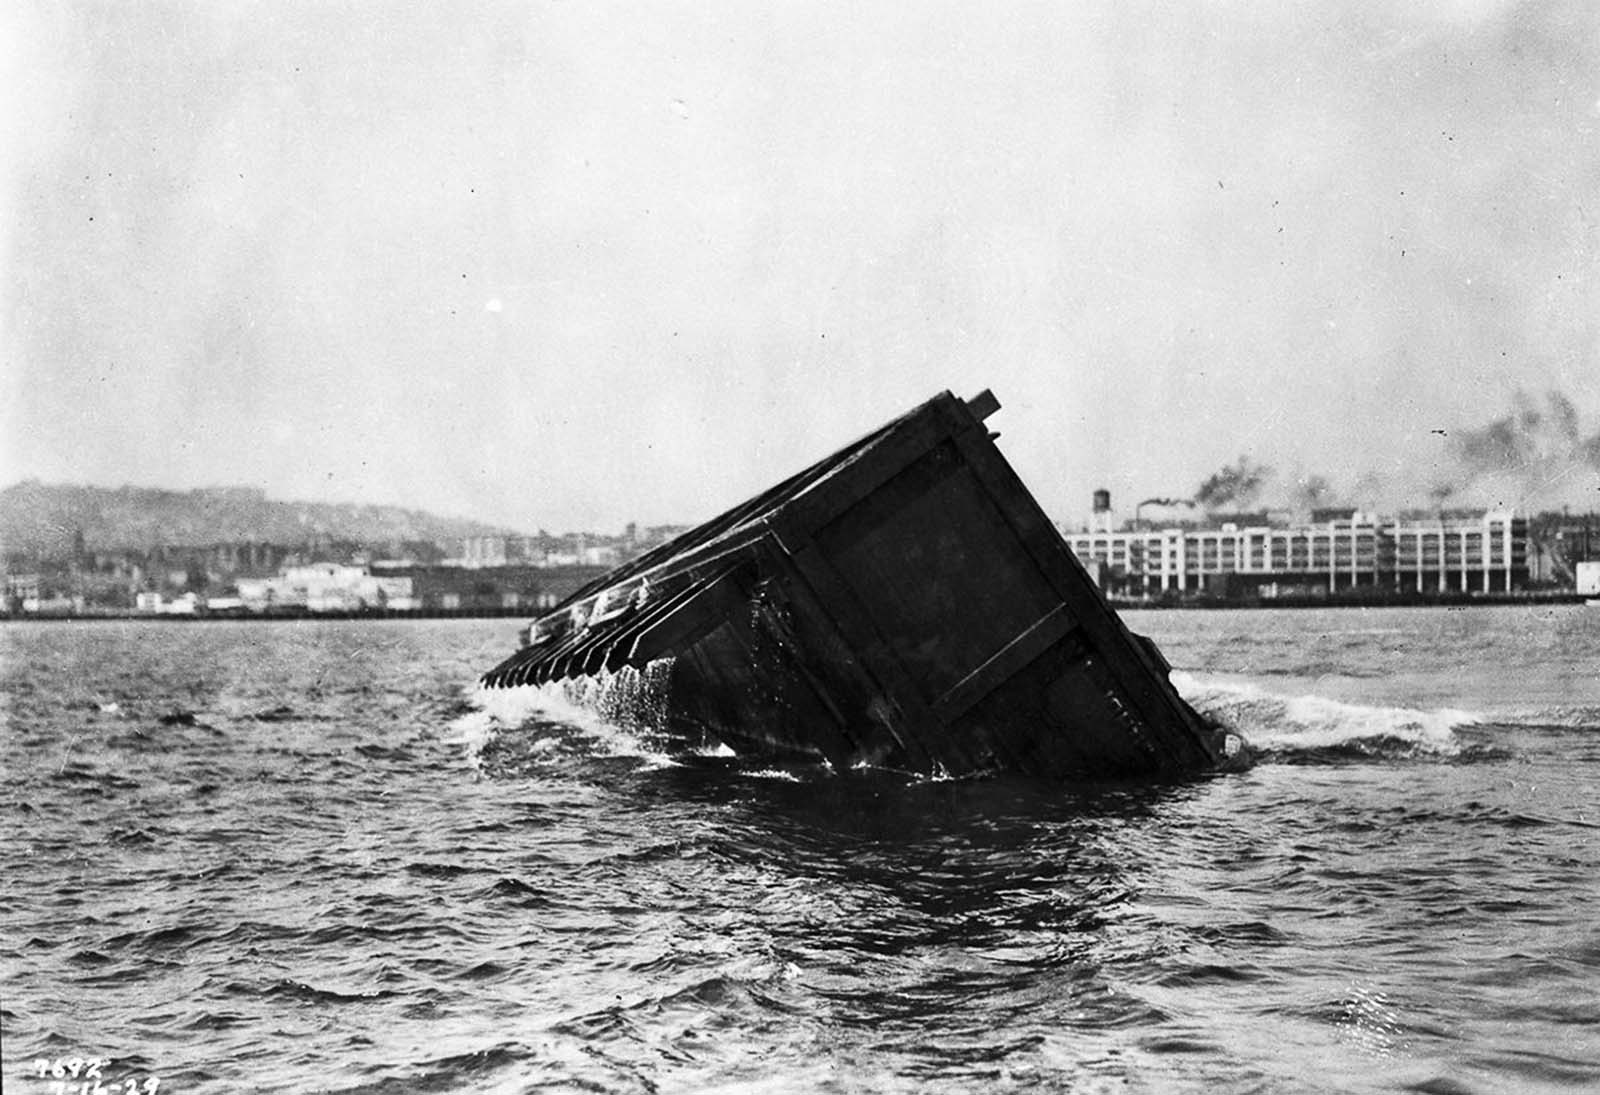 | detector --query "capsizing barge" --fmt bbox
[480,390,1239,779]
